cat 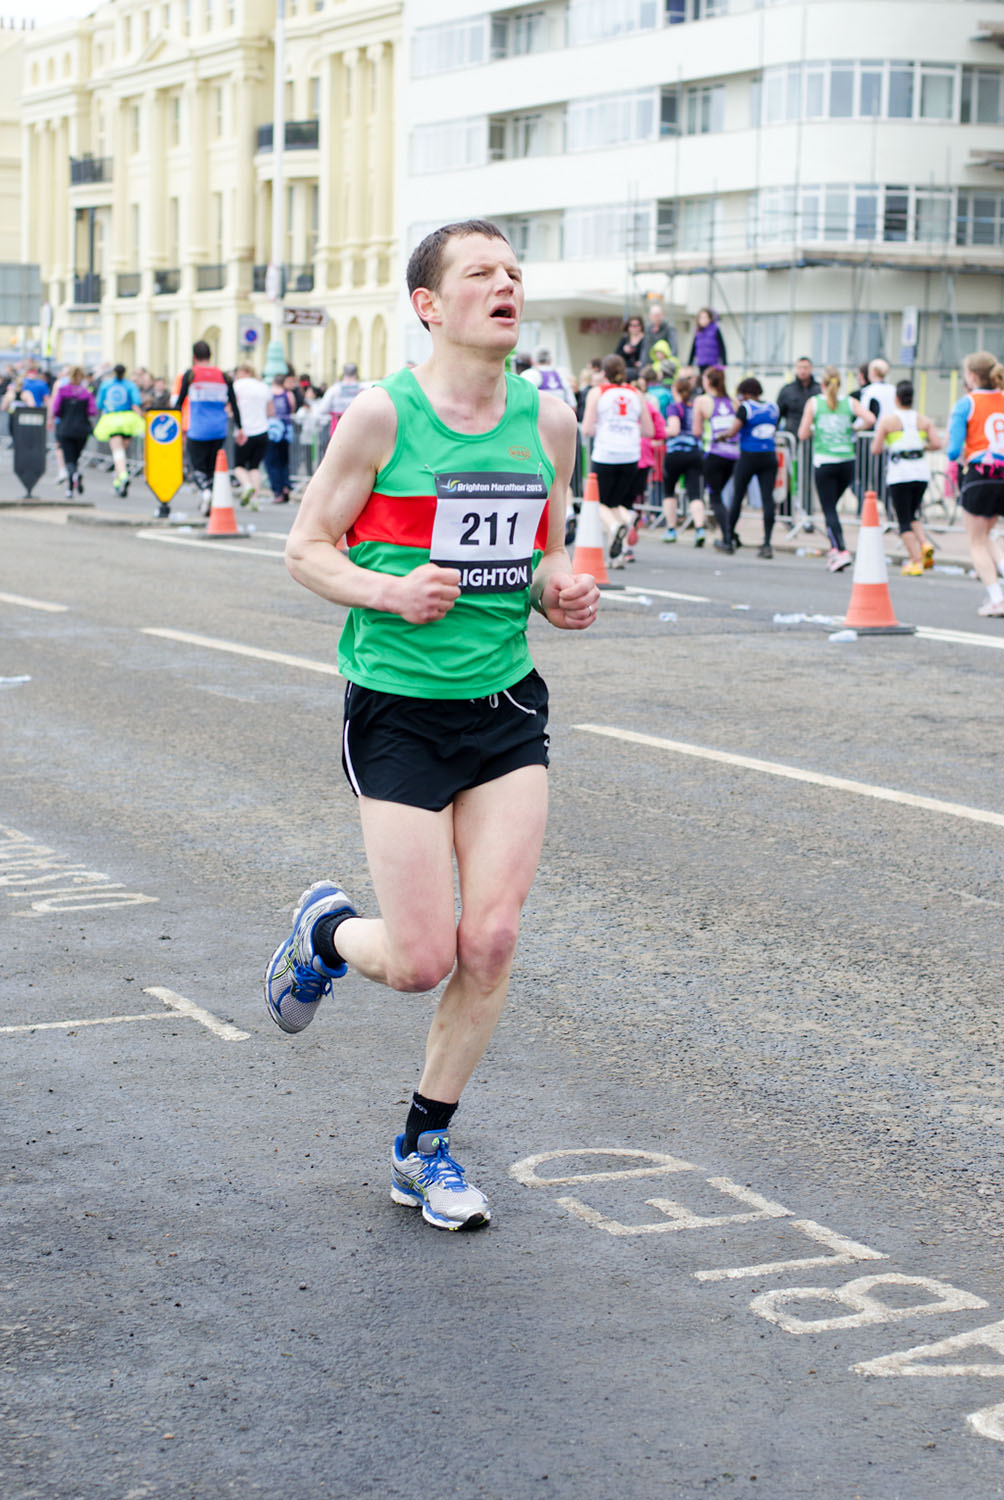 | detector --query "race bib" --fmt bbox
[430,471,548,594]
